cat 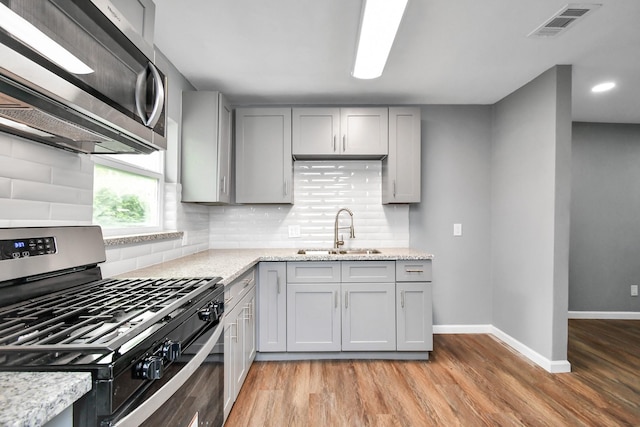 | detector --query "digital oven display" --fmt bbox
[0,236,57,260]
